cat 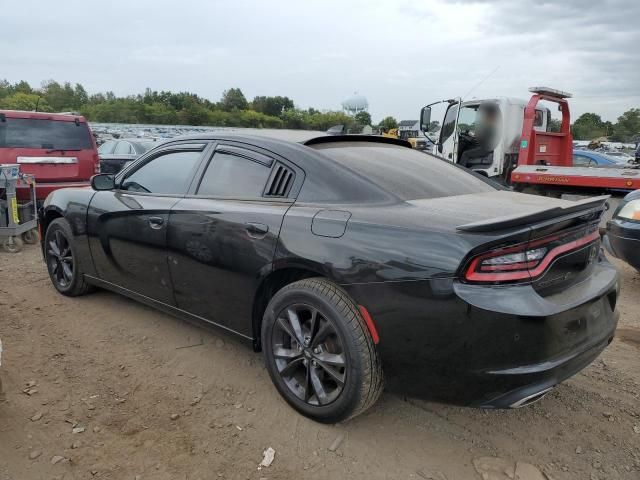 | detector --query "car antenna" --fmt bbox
[462,65,500,101]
